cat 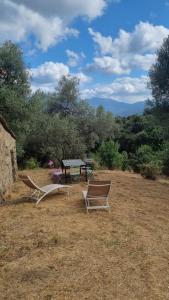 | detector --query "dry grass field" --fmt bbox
[1,169,169,300]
